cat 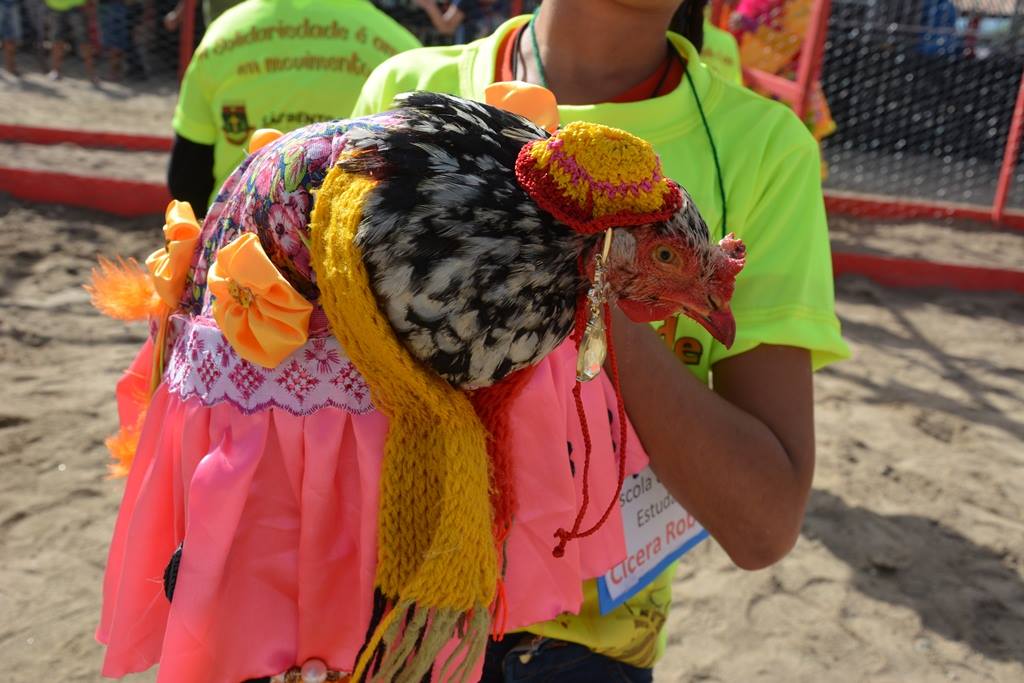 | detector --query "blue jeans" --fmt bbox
[481,636,654,683]
[0,3,21,43]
